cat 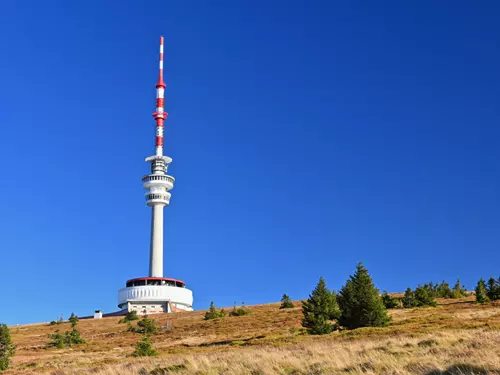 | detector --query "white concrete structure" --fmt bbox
[94,310,103,319]
[117,36,193,314]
